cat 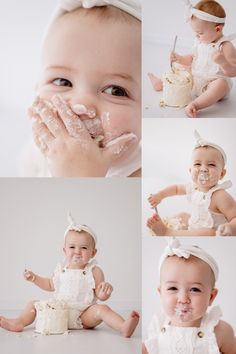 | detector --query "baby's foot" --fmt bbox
[147,214,168,236]
[120,311,139,338]
[185,102,198,118]
[147,73,163,91]
[0,316,24,332]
